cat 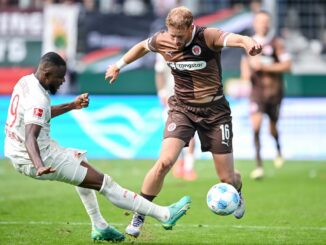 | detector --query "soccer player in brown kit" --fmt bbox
[105,6,262,237]
[241,10,292,180]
